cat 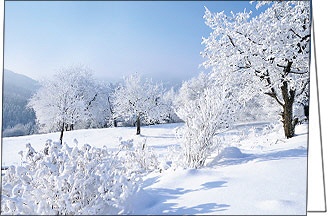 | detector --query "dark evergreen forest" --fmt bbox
[2,69,39,137]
